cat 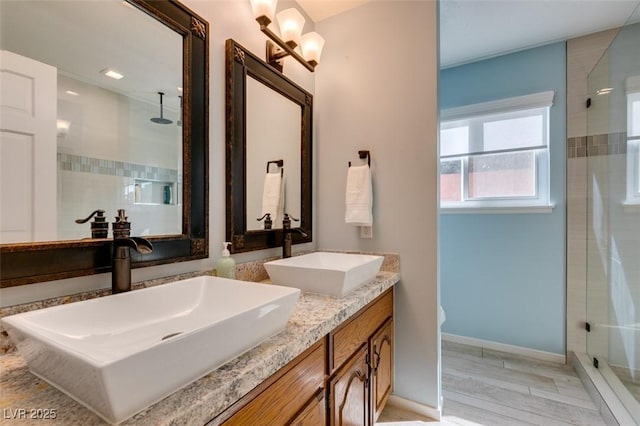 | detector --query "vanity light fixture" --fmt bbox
[65,90,79,96]
[596,87,613,95]
[100,68,124,80]
[249,0,324,72]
